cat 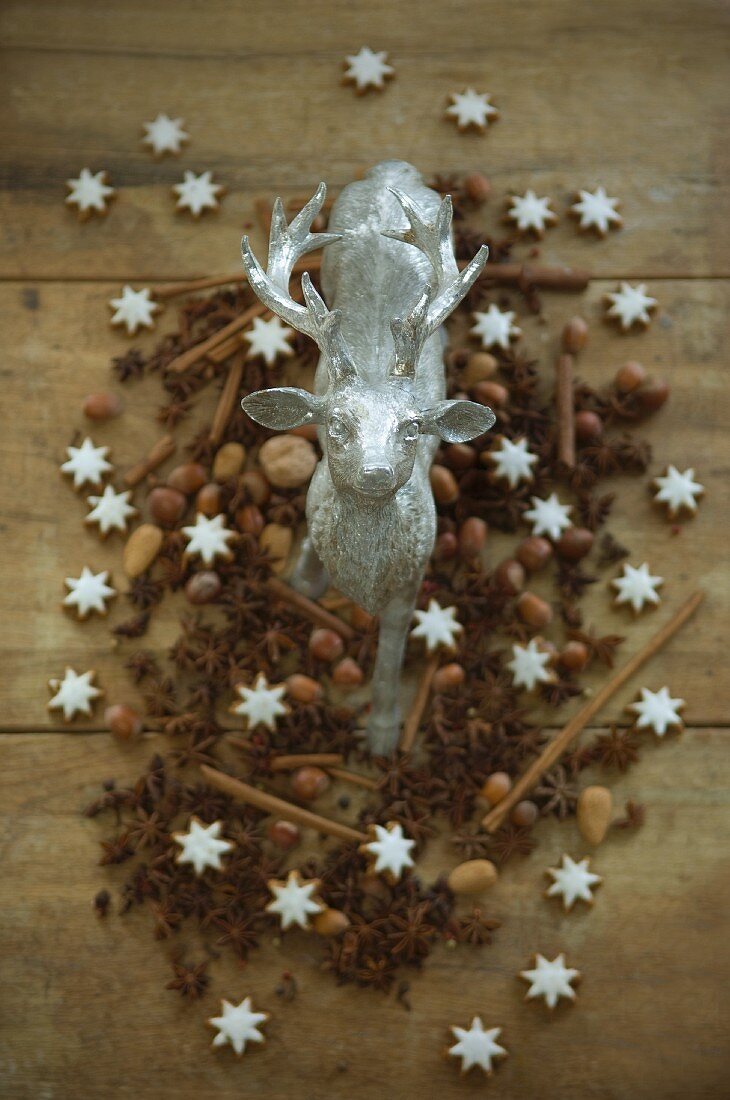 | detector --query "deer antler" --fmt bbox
[242,184,356,382]
[383,188,489,378]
